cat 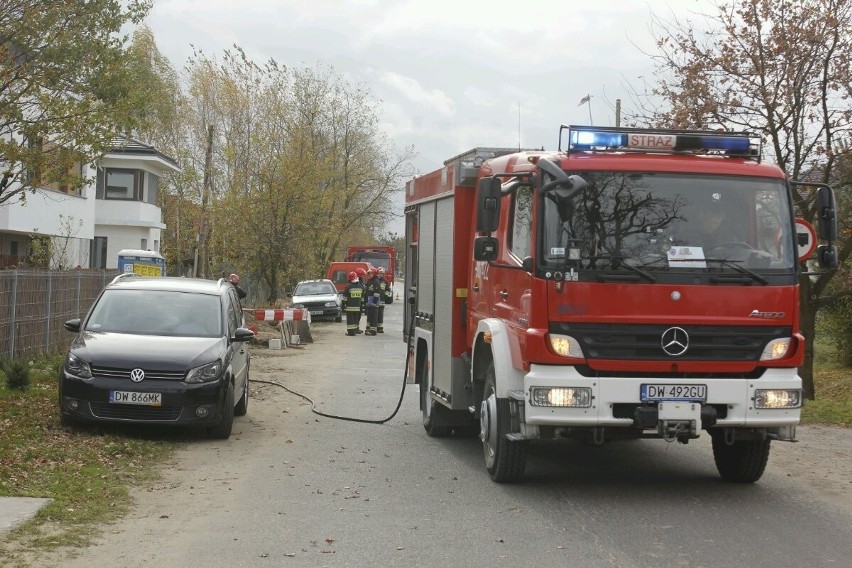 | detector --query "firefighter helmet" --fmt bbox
[356,267,366,277]
[348,271,358,283]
